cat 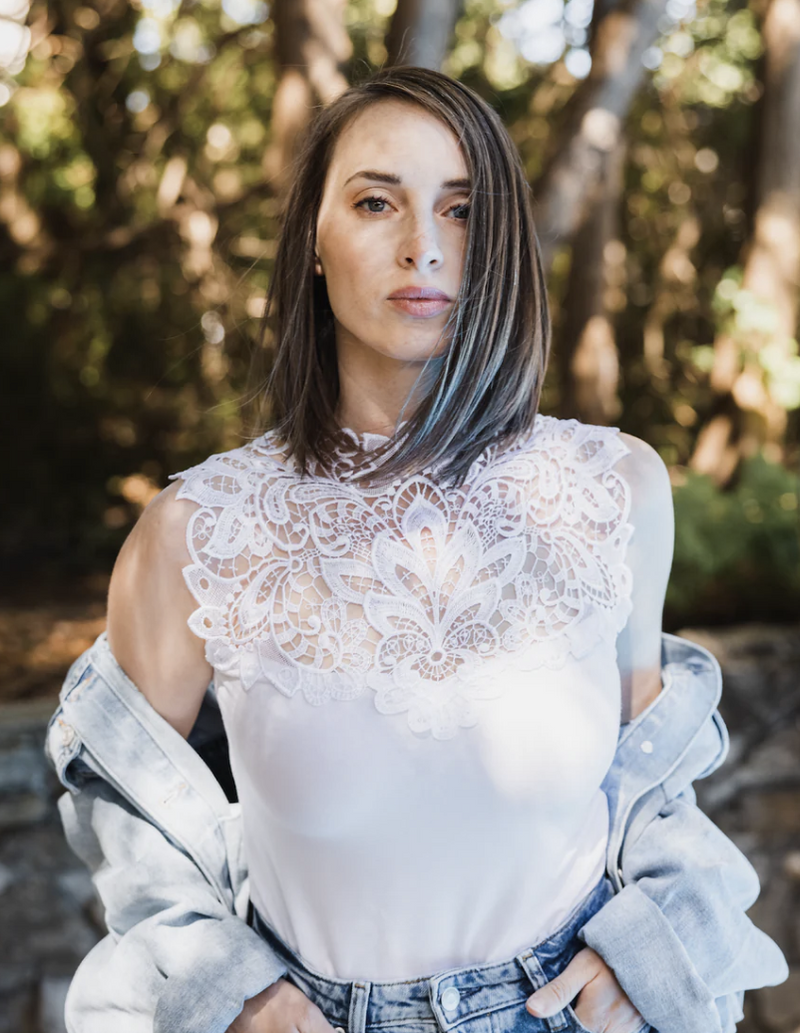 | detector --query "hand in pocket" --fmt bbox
[227,977,339,1033]
[525,946,647,1033]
